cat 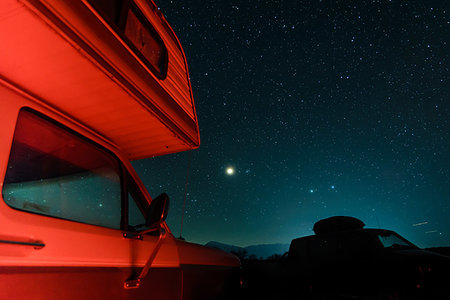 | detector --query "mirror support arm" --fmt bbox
[124,226,168,289]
